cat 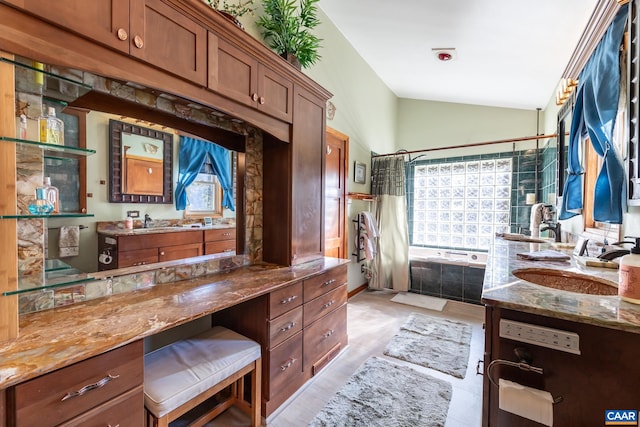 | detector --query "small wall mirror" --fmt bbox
[109,119,173,203]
